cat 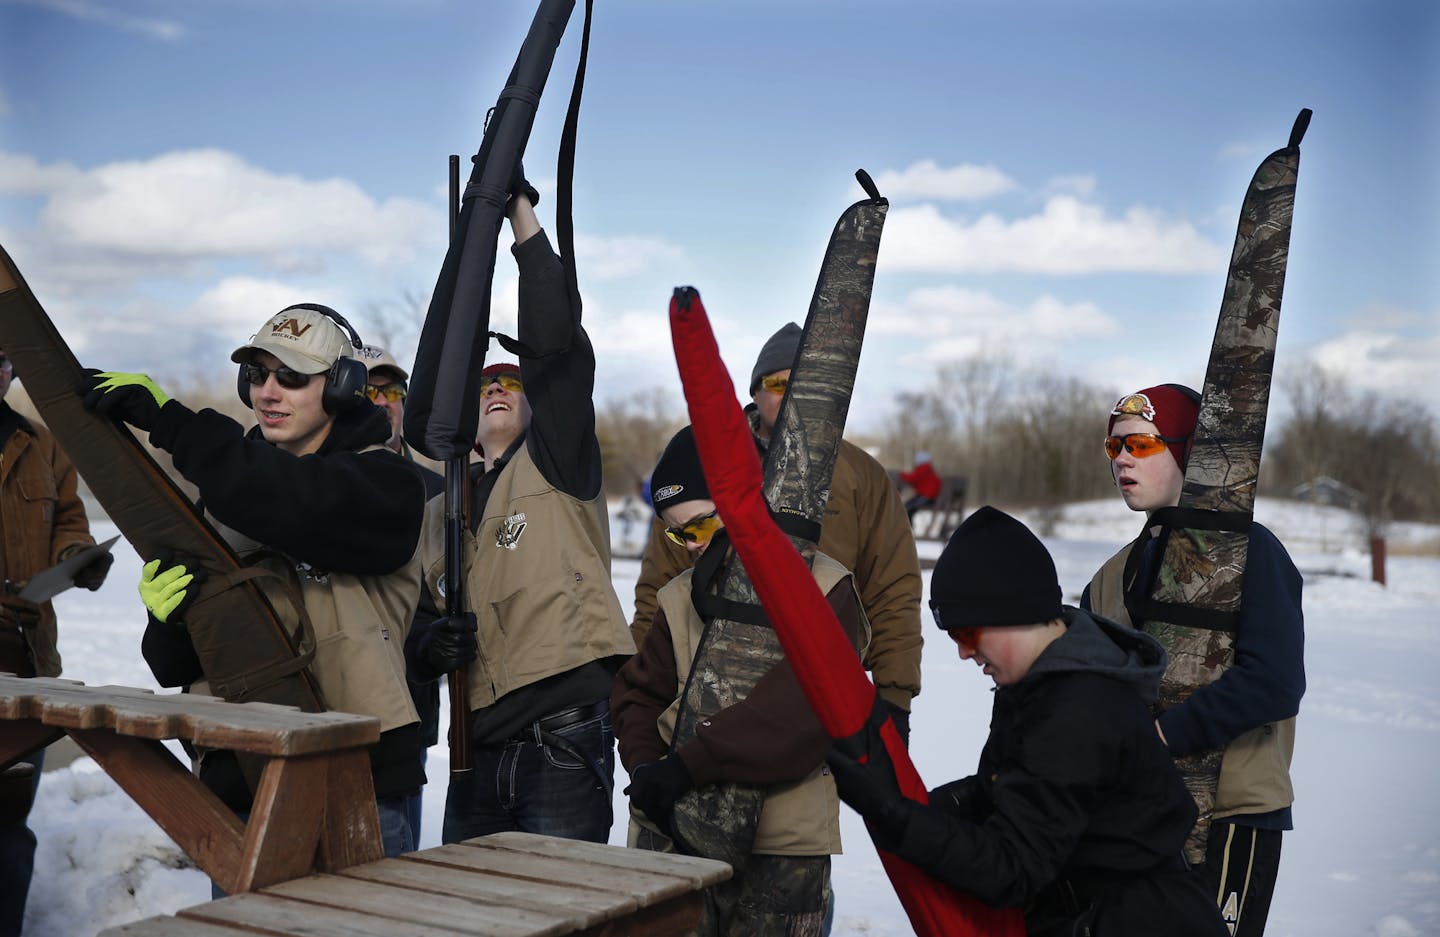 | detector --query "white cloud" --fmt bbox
[574,233,687,280]
[0,152,84,195]
[1307,329,1440,414]
[36,149,443,267]
[873,285,1121,365]
[17,0,185,41]
[184,277,346,332]
[1217,141,1262,161]
[874,160,1016,201]
[1045,174,1097,198]
[879,196,1227,274]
